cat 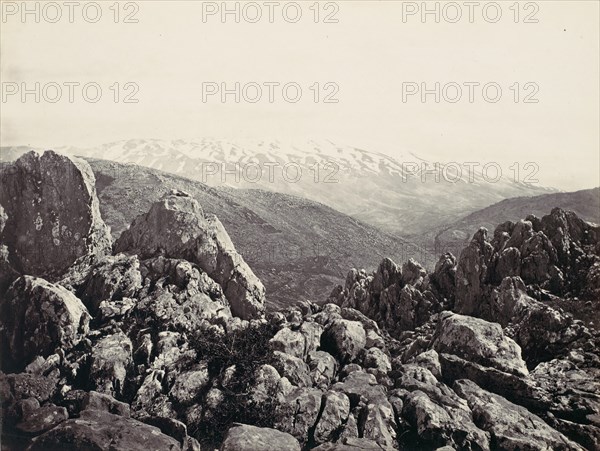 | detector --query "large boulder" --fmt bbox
[115,192,265,319]
[0,150,111,278]
[0,276,90,368]
[321,319,366,363]
[270,327,306,359]
[220,423,301,451]
[16,405,69,435]
[275,387,323,443]
[168,363,210,406]
[530,358,600,450]
[432,312,528,377]
[313,391,351,444]
[331,371,398,448]
[27,408,181,450]
[454,379,584,451]
[272,351,312,387]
